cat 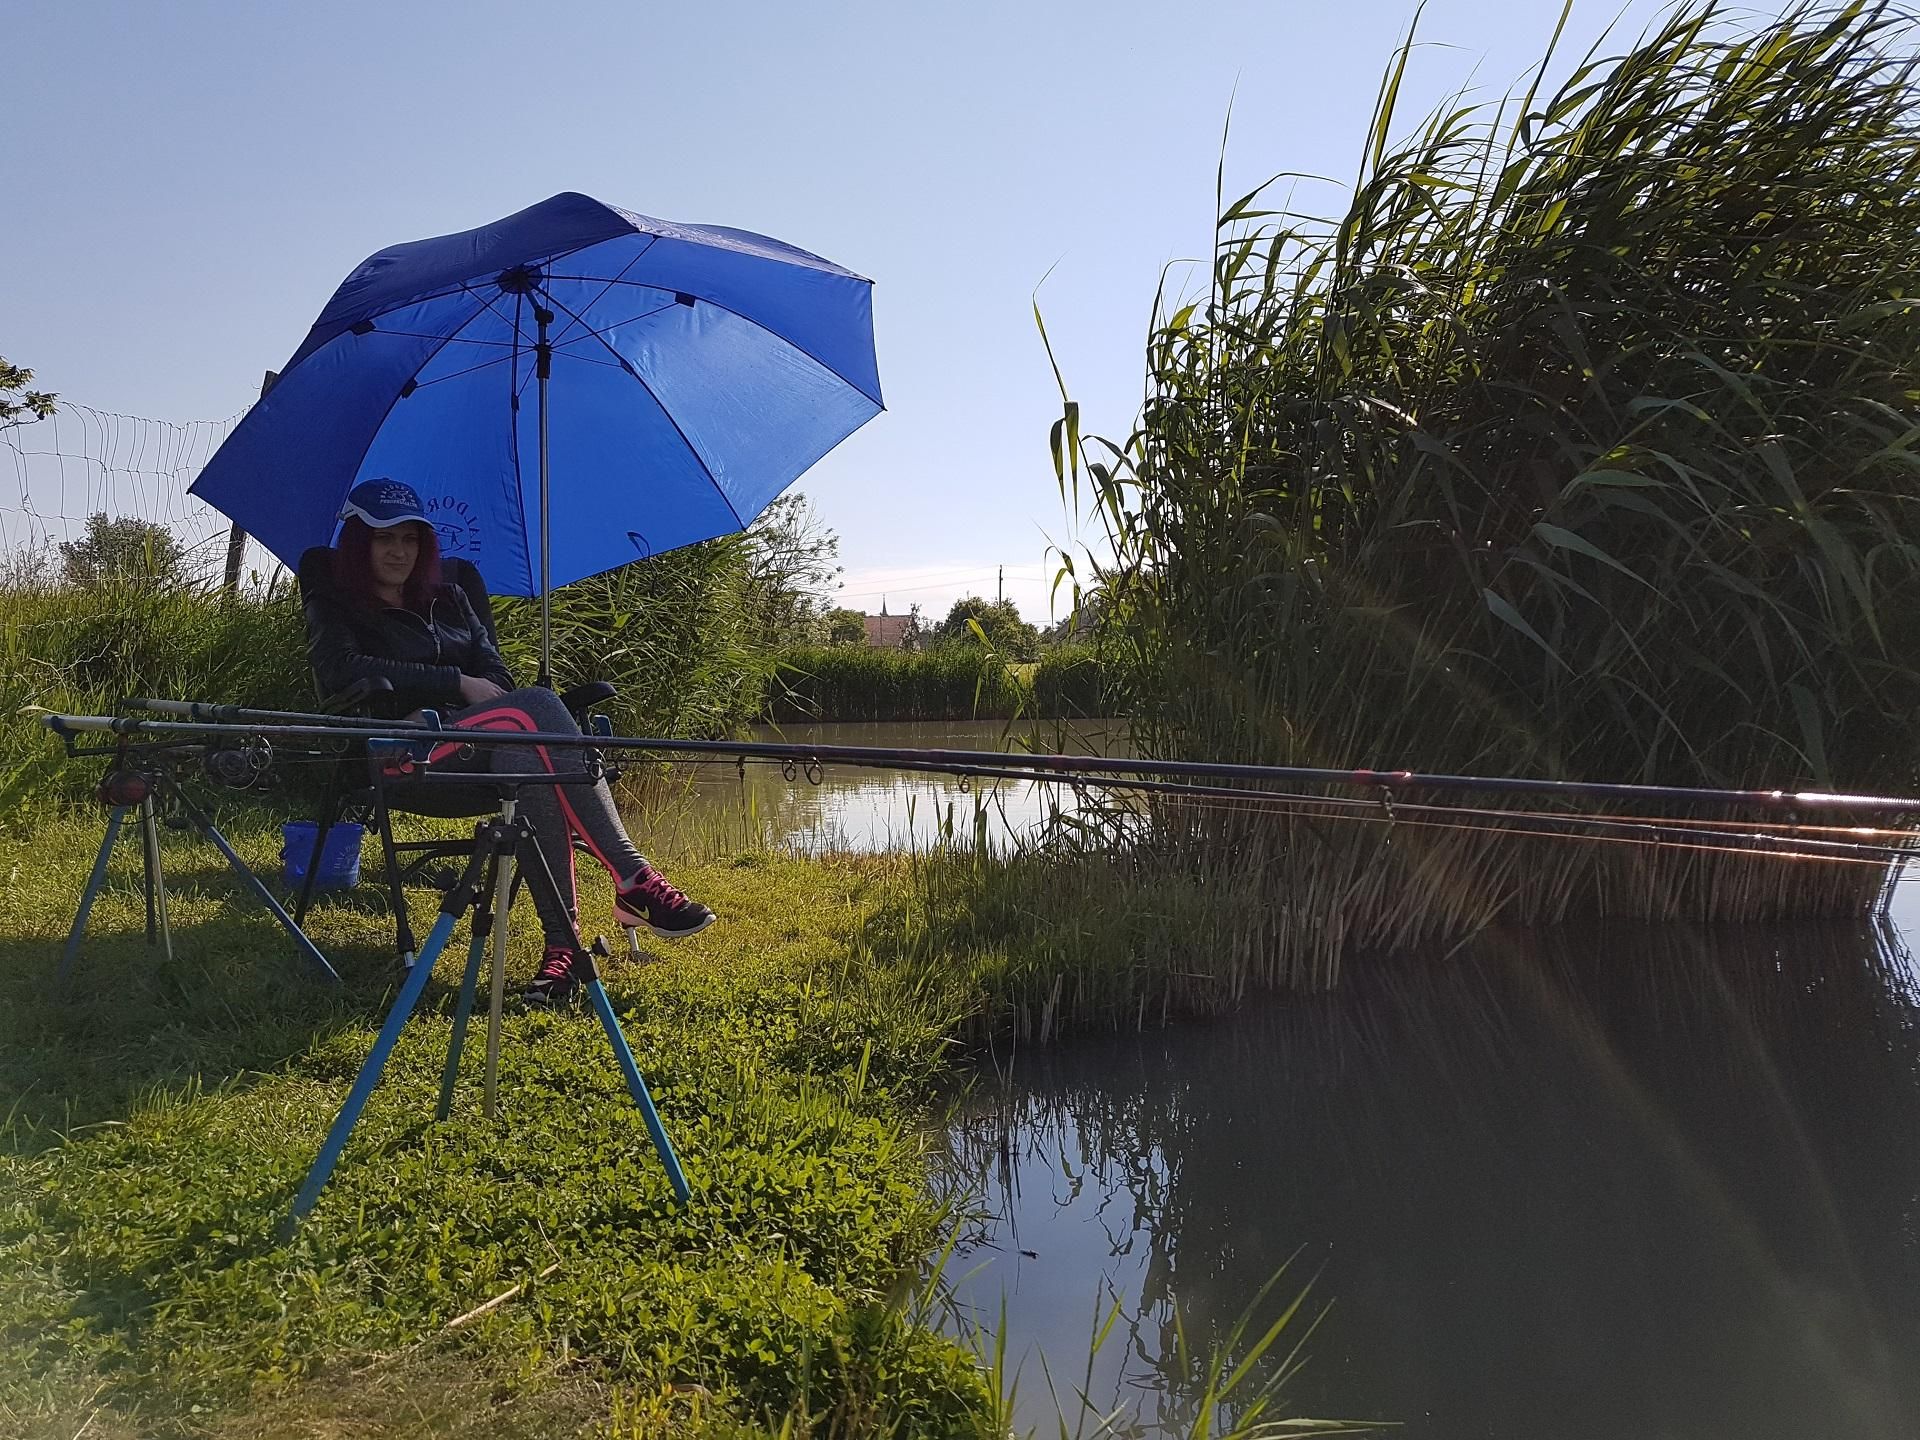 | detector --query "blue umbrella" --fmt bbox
[191,191,881,677]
